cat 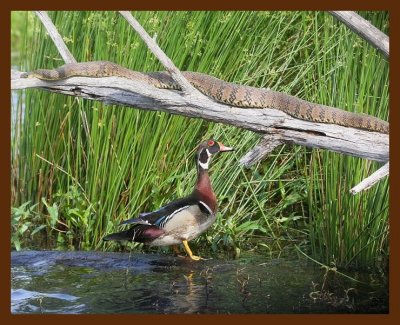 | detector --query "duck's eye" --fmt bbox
[208,140,215,146]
